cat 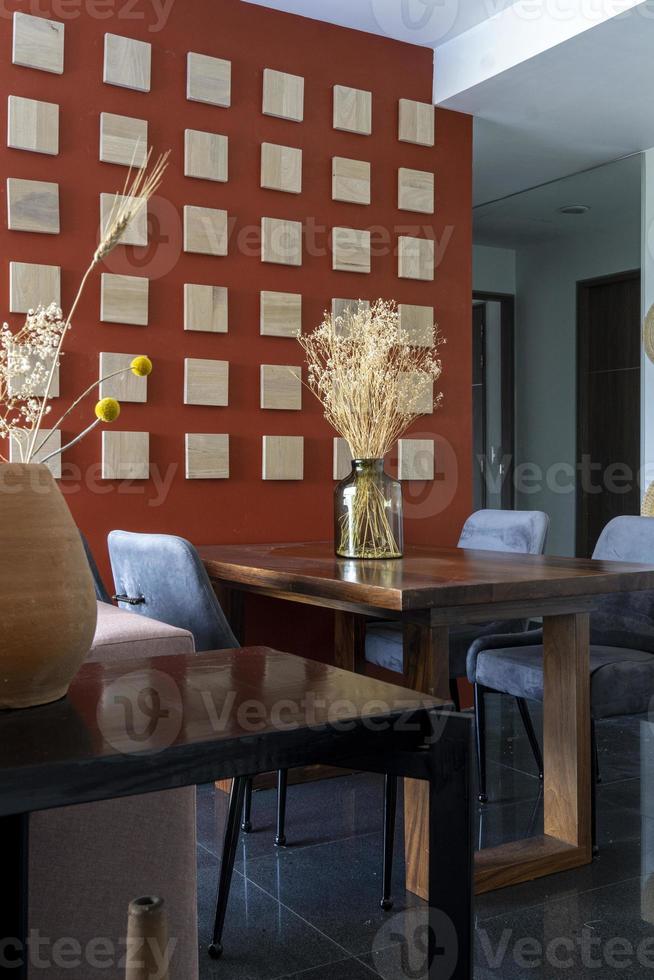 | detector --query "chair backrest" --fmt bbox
[80,531,112,604]
[108,530,239,653]
[457,509,550,556]
[591,516,654,643]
